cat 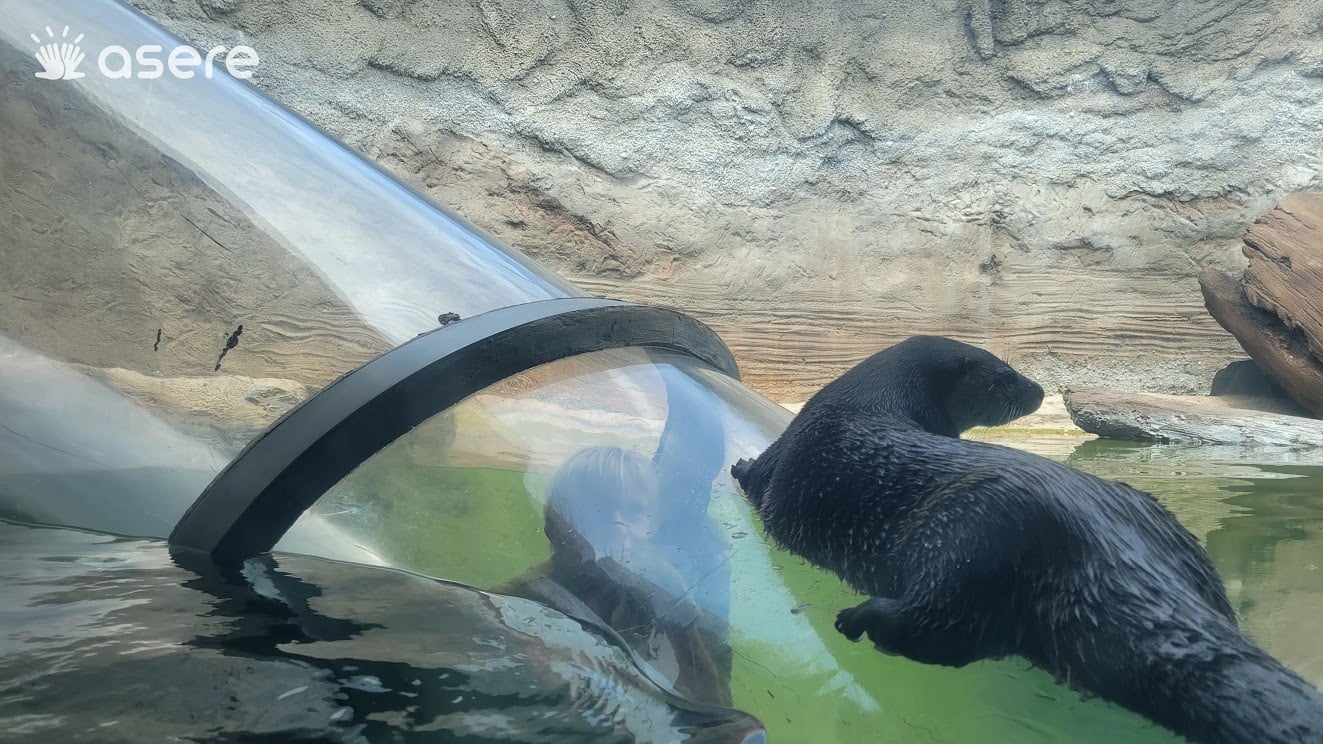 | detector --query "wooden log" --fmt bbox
[1063,387,1323,447]
[1199,267,1323,417]
[1242,192,1323,364]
